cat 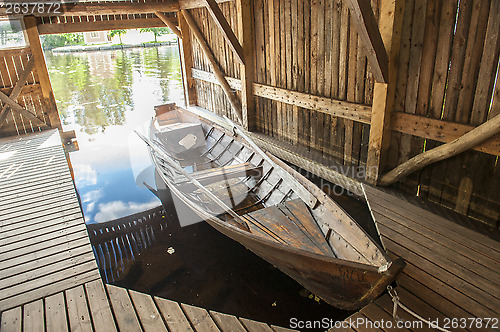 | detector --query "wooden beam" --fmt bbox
[180,0,234,9]
[379,114,500,186]
[191,68,372,123]
[1,2,179,17]
[181,9,243,124]
[38,18,177,35]
[0,90,48,128]
[0,57,35,126]
[193,68,500,156]
[344,0,390,83]
[365,0,404,184]
[236,0,255,130]
[205,0,245,65]
[392,112,500,156]
[178,12,197,106]
[0,0,234,18]
[23,16,62,130]
[155,12,182,38]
